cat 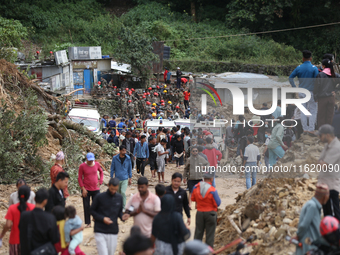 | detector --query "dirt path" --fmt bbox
[0,163,246,255]
[77,164,246,255]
